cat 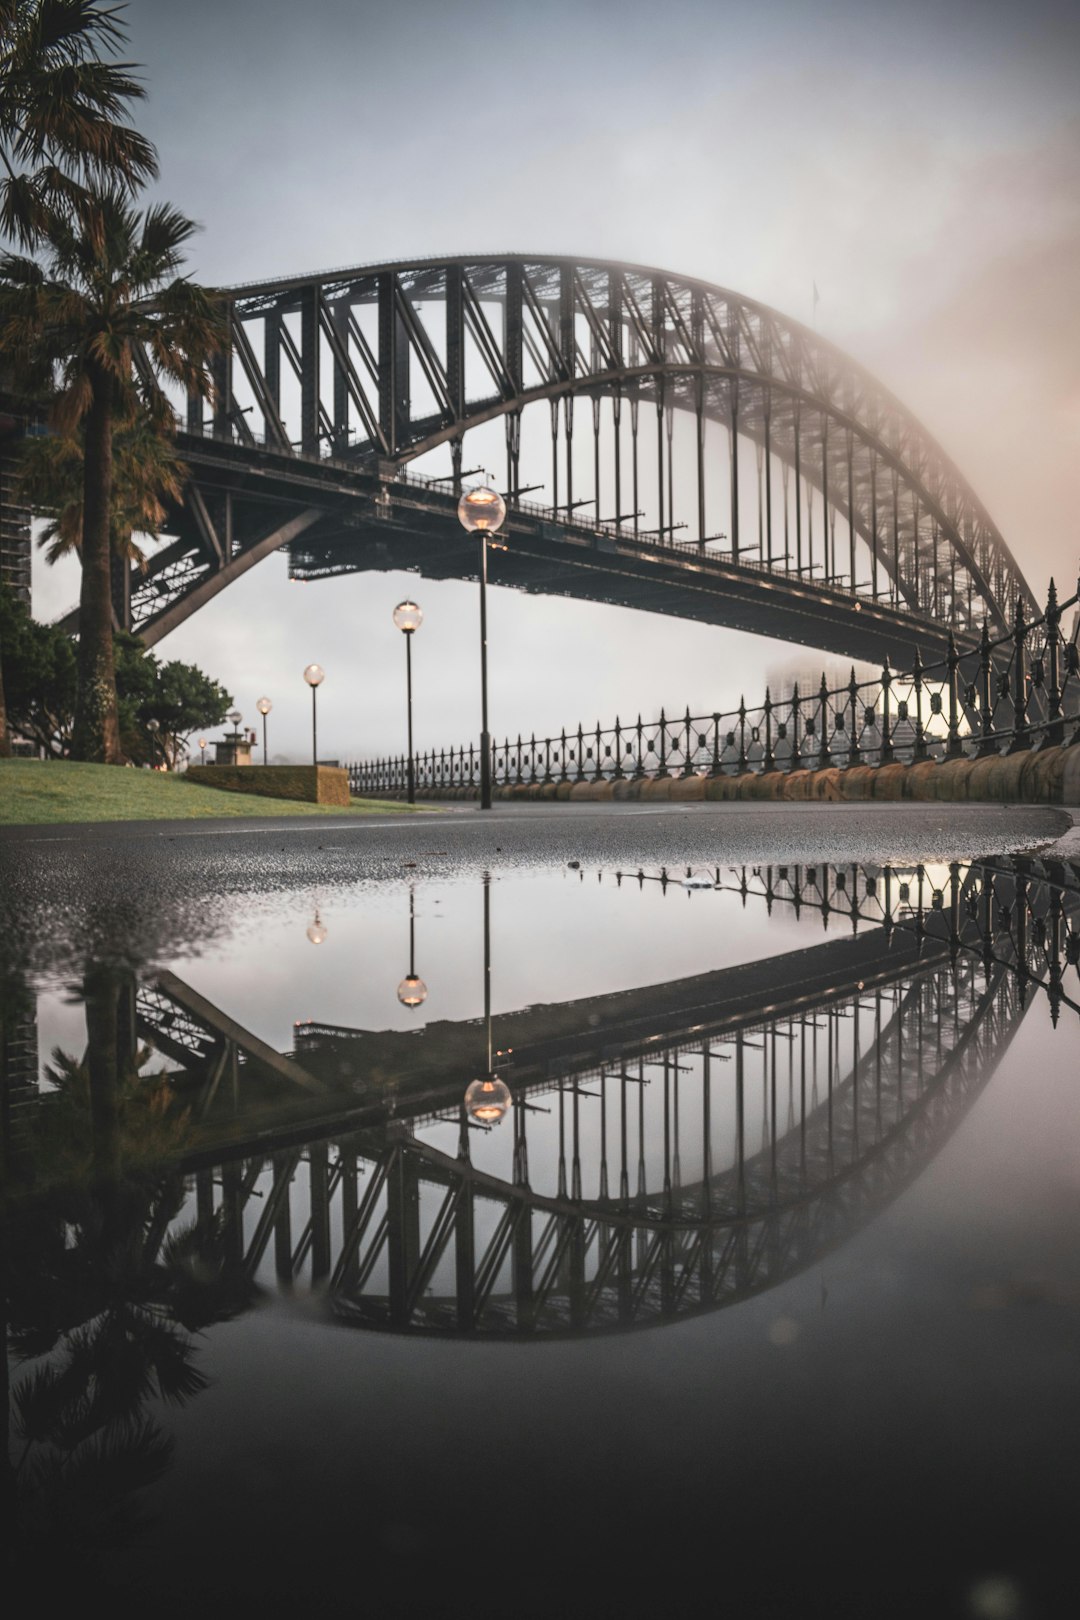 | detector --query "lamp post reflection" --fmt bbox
[464,872,512,1125]
[397,884,428,1008]
[306,909,327,945]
